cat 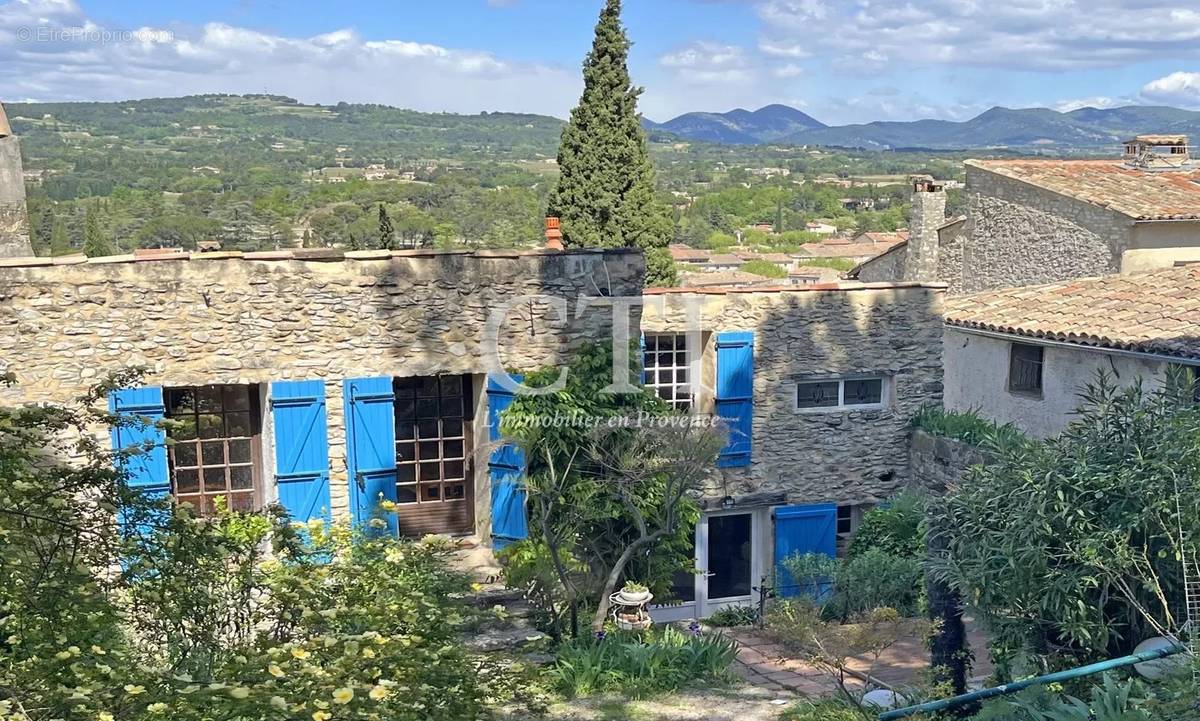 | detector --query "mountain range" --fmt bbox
[644,104,1200,150]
